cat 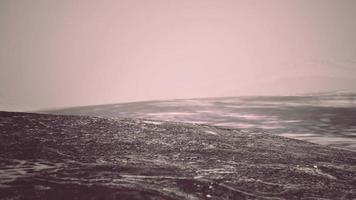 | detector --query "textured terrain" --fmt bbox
[46,93,356,150]
[0,111,355,199]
